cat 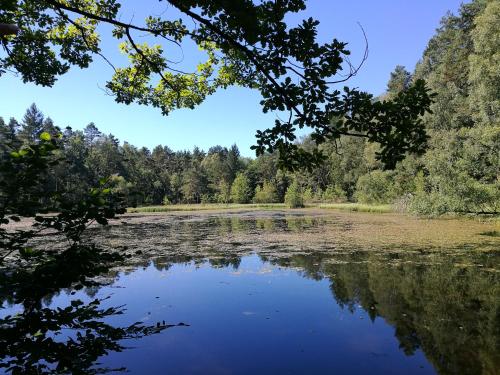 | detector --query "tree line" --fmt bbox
[0,106,289,206]
[295,0,498,216]
[1,0,498,215]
